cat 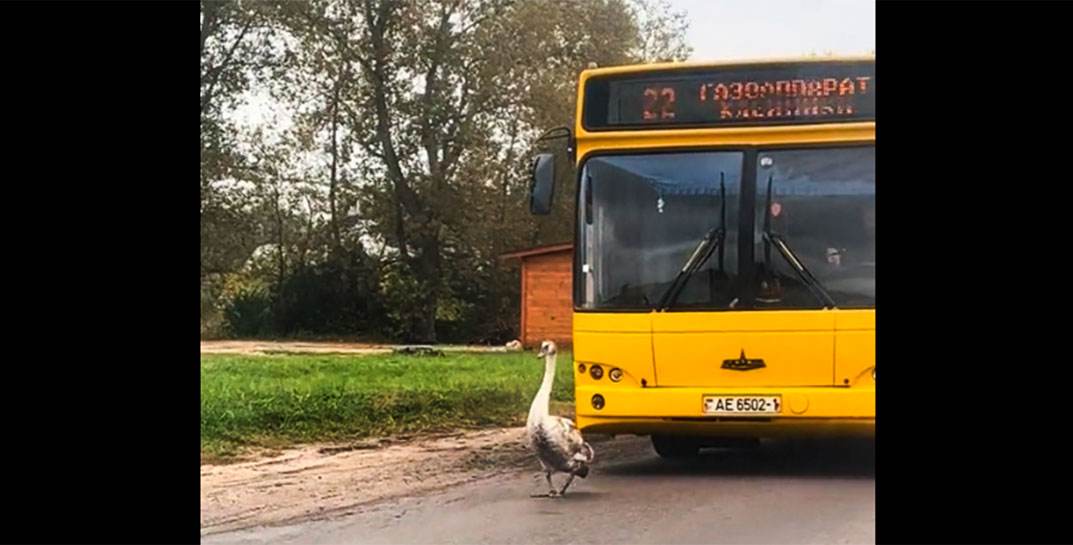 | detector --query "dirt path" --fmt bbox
[203,435,874,545]
[200,340,513,356]
[201,428,633,537]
